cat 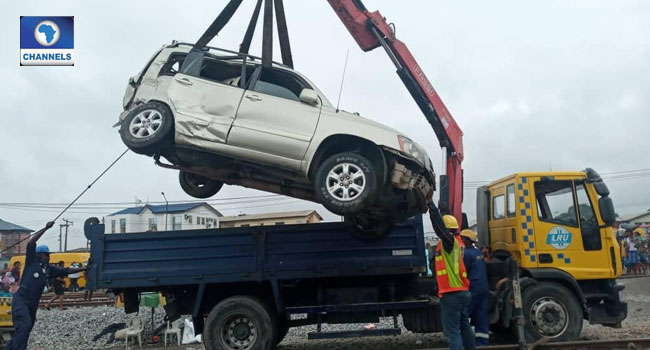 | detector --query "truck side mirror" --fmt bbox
[299,89,320,106]
[598,196,615,226]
